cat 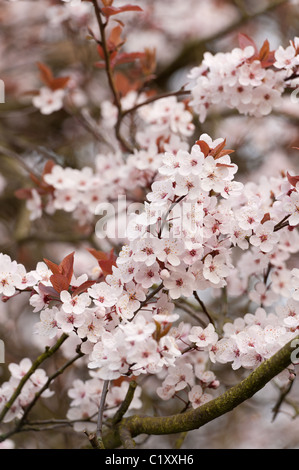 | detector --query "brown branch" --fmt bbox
[121,87,191,119]
[272,378,295,422]
[174,299,207,328]
[111,380,138,425]
[91,0,133,152]
[273,215,291,232]
[193,291,215,327]
[118,424,136,449]
[91,1,121,111]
